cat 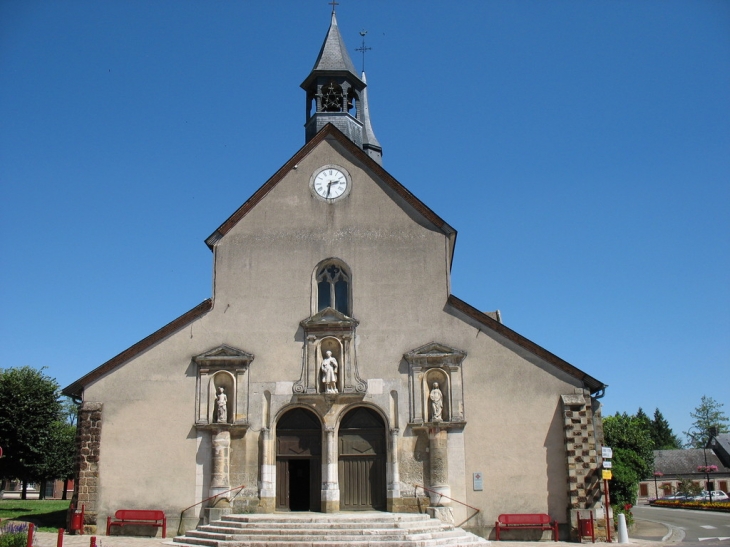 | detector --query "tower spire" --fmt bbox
[301,10,382,164]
